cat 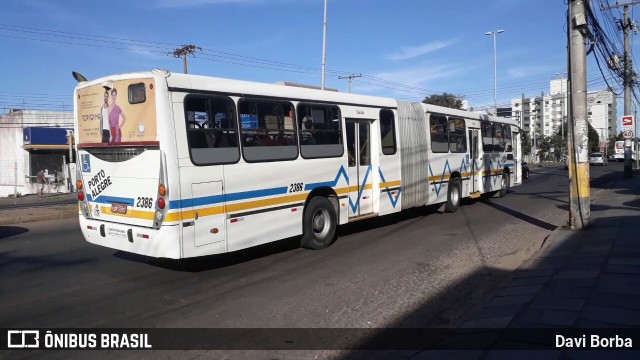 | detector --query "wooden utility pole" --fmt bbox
[169,45,202,74]
[568,0,590,229]
[338,74,362,93]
